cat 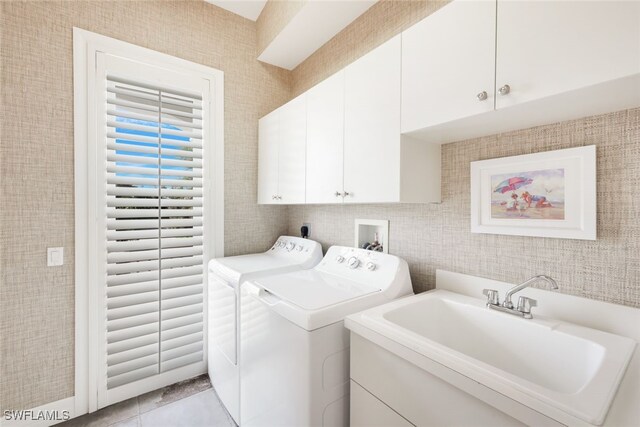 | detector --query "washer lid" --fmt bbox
[254,270,381,311]
[209,253,298,284]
